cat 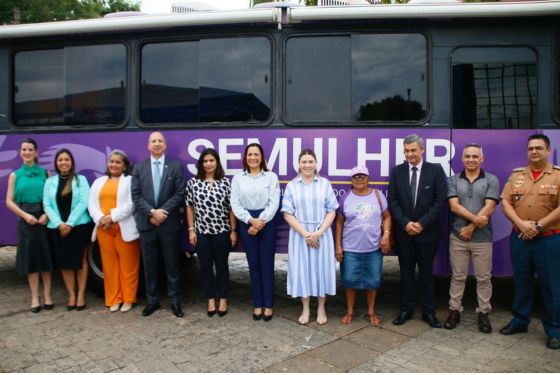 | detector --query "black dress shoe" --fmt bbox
[207,309,217,317]
[30,305,41,313]
[66,304,76,311]
[546,337,560,350]
[392,311,413,325]
[499,322,528,335]
[263,313,273,322]
[171,303,184,318]
[478,312,492,334]
[43,303,54,311]
[218,309,228,317]
[423,314,442,328]
[444,310,460,330]
[142,303,160,317]
[253,313,263,321]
